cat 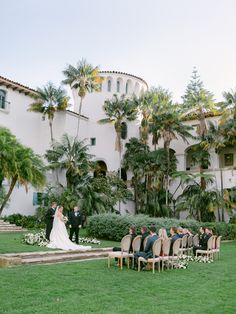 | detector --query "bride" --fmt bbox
[47,205,91,251]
